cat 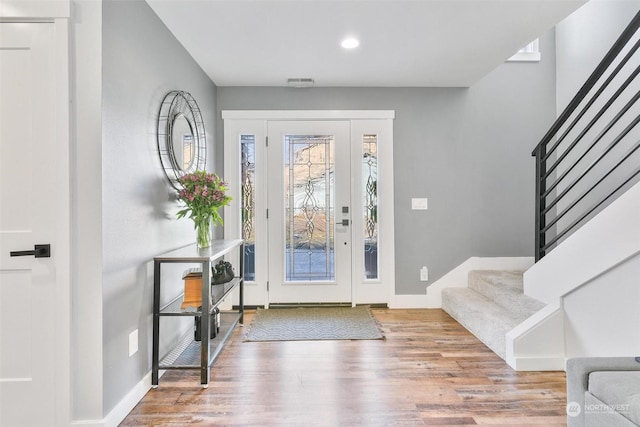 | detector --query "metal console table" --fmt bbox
[152,239,244,387]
